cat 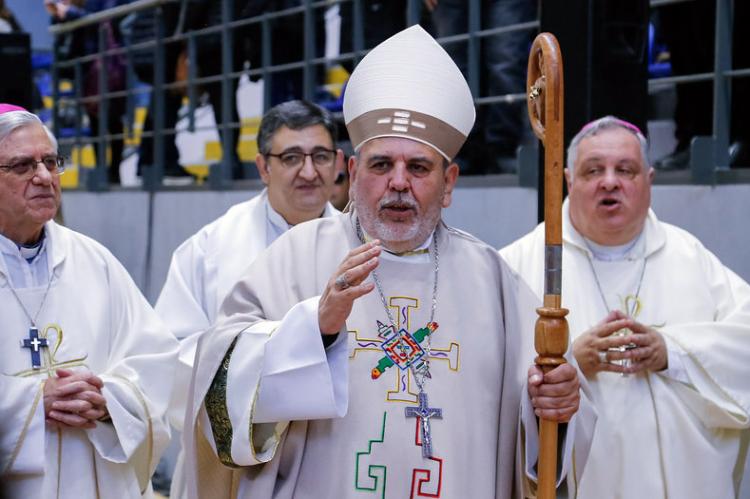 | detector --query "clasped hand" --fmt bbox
[44,368,108,429]
[573,310,668,377]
